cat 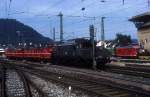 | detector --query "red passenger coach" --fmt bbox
[5,49,24,59]
[115,46,139,58]
[5,47,53,62]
